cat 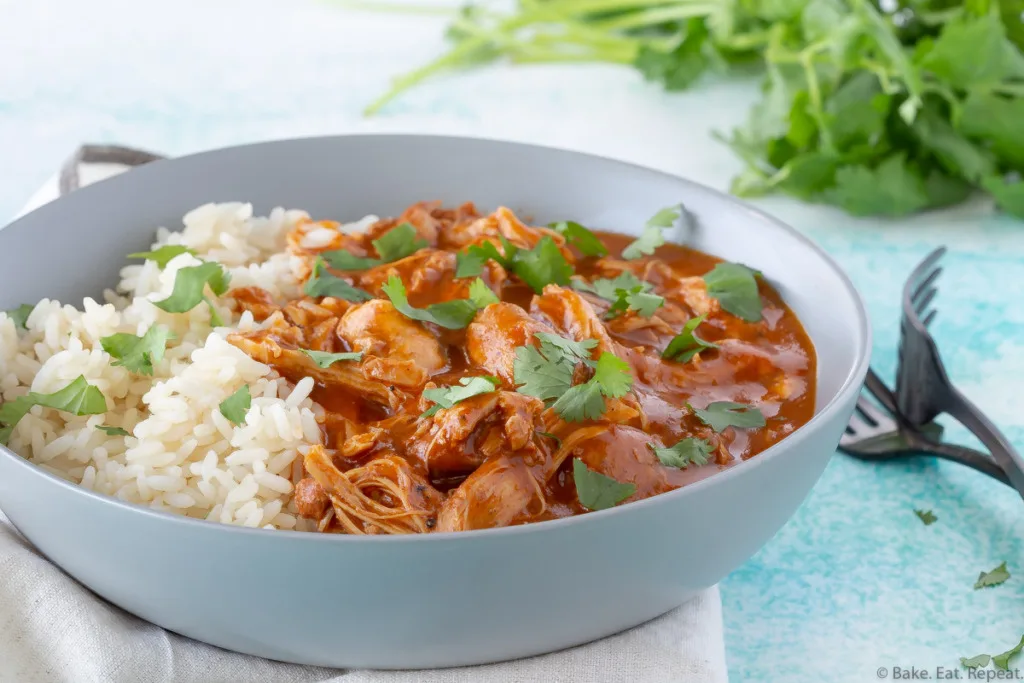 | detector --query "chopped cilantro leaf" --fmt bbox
[304,257,374,302]
[535,332,597,364]
[960,654,990,669]
[300,349,364,368]
[573,458,636,511]
[154,262,232,314]
[538,431,561,446]
[5,304,34,330]
[994,635,1024,670]
[914,509,937,526]
[97,425,130,437]
[652,438,714,469]
[622,205,680,260]
[572,272,650,301]
[322,250,381,271]
[456,249,486,278]
[663,315,718,362]
[219,386,251,426]
[975,562,1011,590]
[0,376,107,445]
[549,220,608,257]
[551,352,633,422]
[512,236,574,293]
[127,245,197,268]
[703,263,762,322]
[381,275,480,329]
[606,285,664,319]
[372,222,428,262]
[420,376,500,418]
[692,401,765,432]
[100,325,174,376]
[468,278,500,307]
